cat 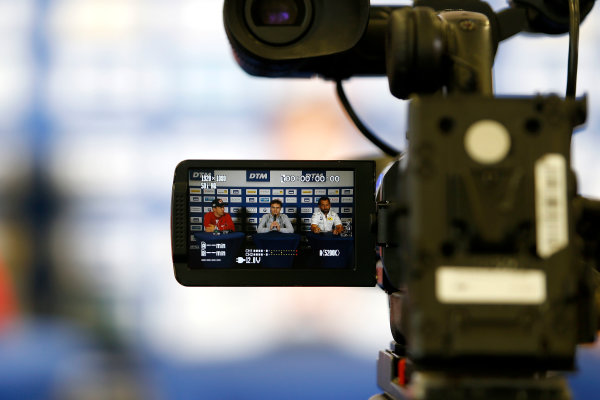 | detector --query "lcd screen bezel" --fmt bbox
[171,159,376,286]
